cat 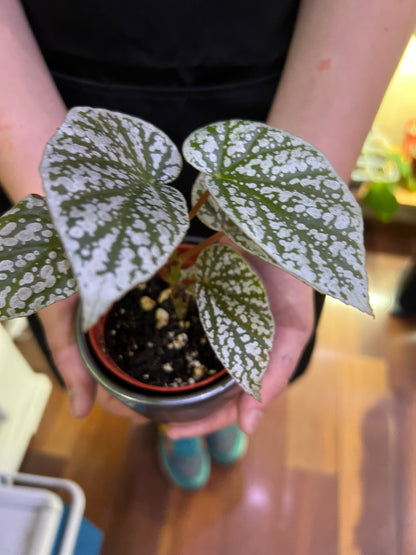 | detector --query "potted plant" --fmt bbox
[0,107,372,421]
[352,120,416,222]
